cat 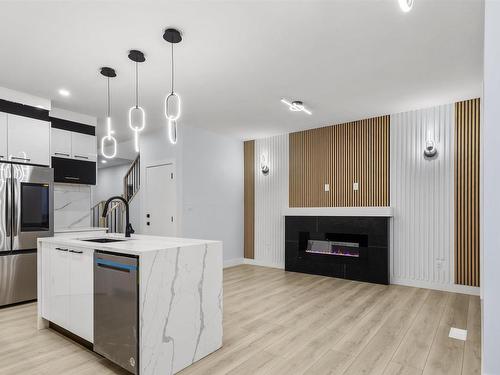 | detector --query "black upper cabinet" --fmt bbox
[52,157,96,185]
